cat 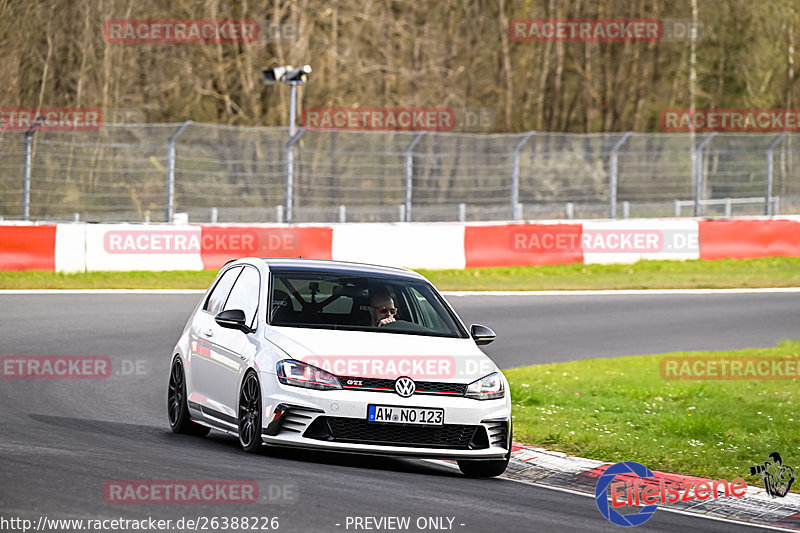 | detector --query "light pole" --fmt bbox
[263,65,311,222]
